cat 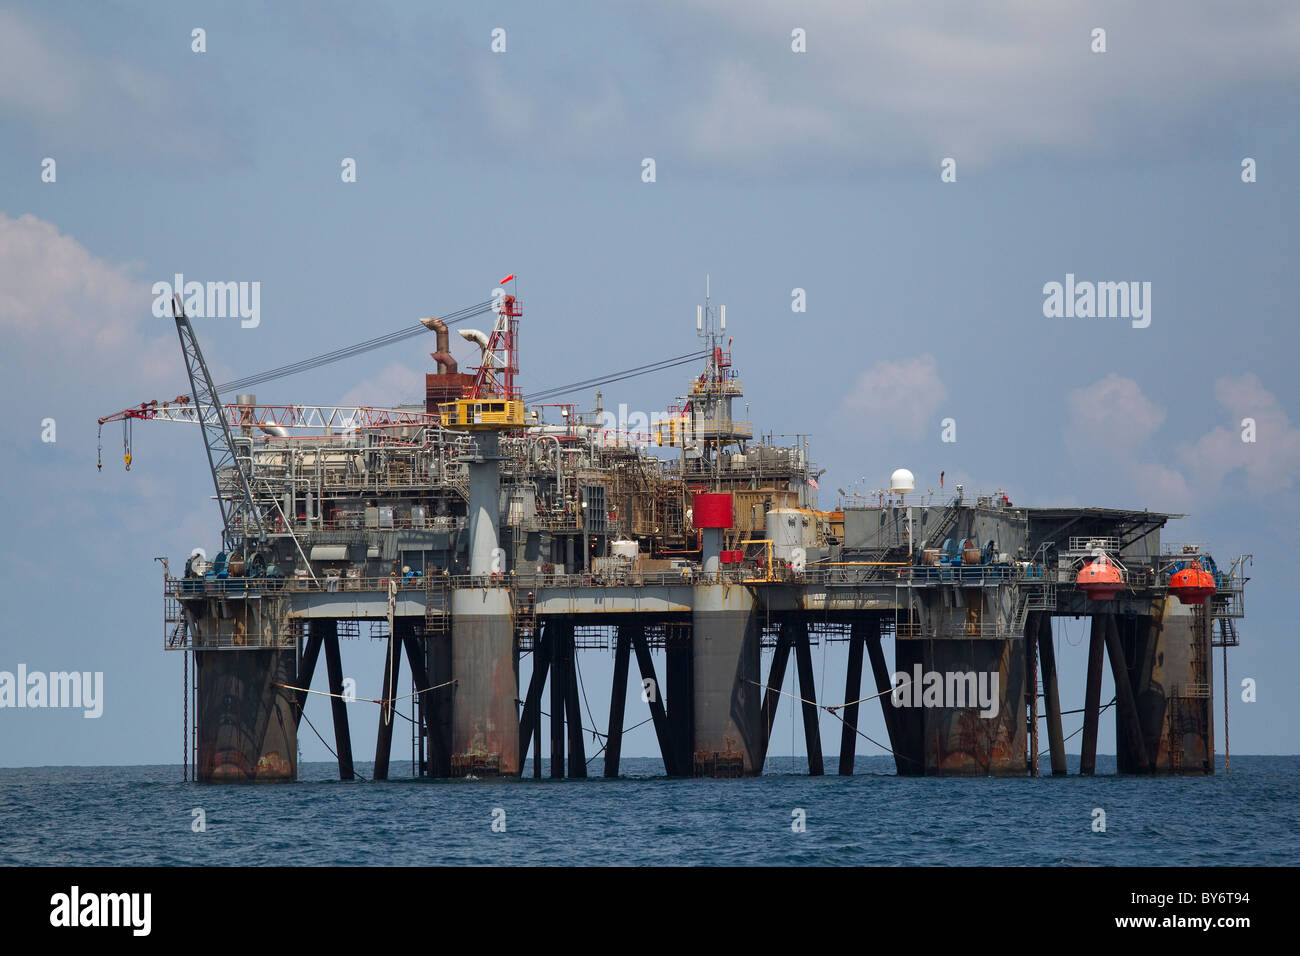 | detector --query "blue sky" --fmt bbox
[1,0,1297,767]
